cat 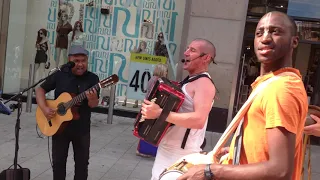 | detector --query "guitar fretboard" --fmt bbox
[64,84,100,109]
